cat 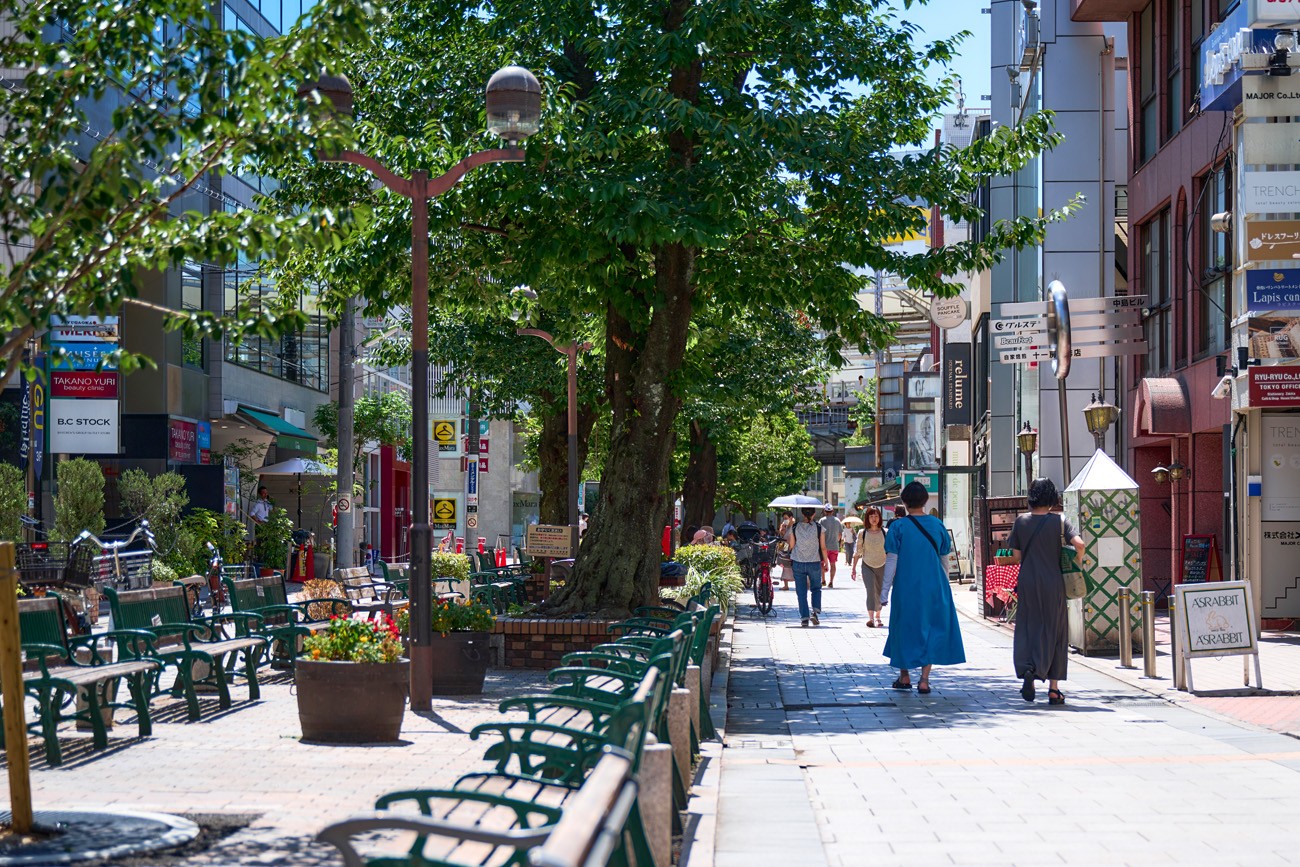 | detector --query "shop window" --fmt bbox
[1166,0,1184,139]
[1196,164,1231,358]
[223,255,329,392]
[1141,210,1173,375]
[181,261,204,369]
[1139,5,1158,164]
